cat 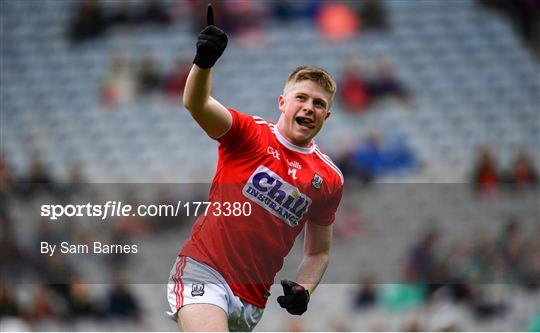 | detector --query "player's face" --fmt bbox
[277,80,332,147]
